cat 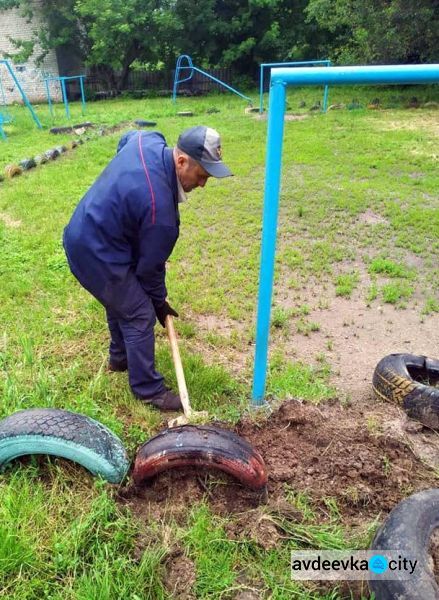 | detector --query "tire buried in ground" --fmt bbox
[370,488,439,600]
[4,164,23,178]
[133,424,267,490]
[44,148,60,160]
[134,119,157,127]
[19,158,37,170]
[373,353,439,428]
[0,408,130,483]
